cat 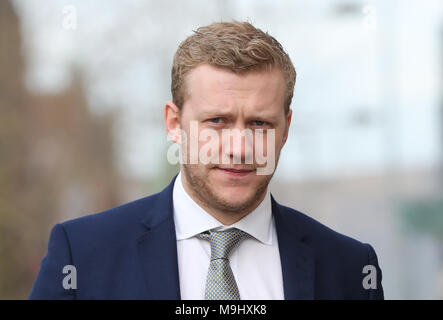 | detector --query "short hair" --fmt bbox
[171,21,296,114]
